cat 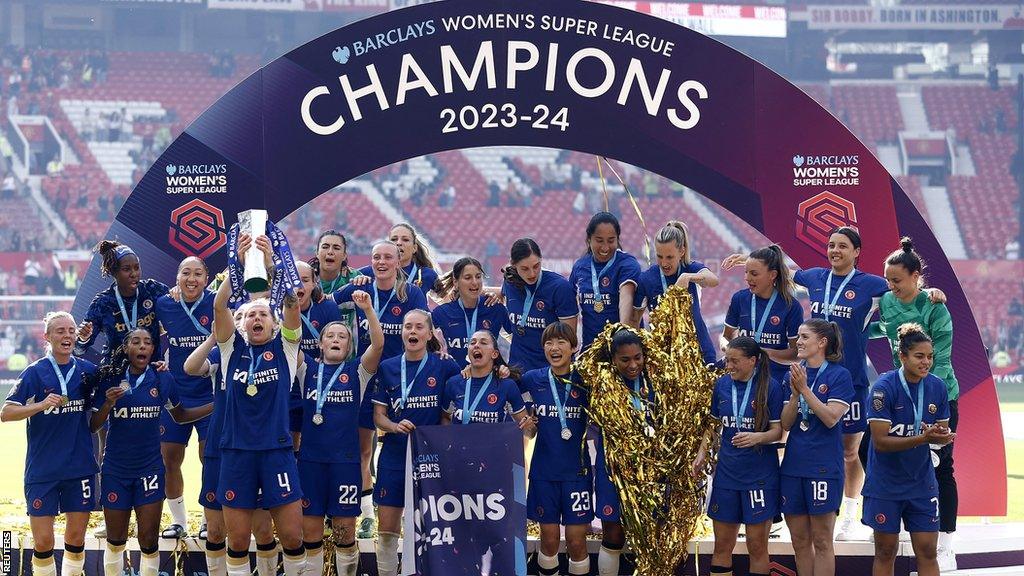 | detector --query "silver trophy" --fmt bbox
[238,209,270,292]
